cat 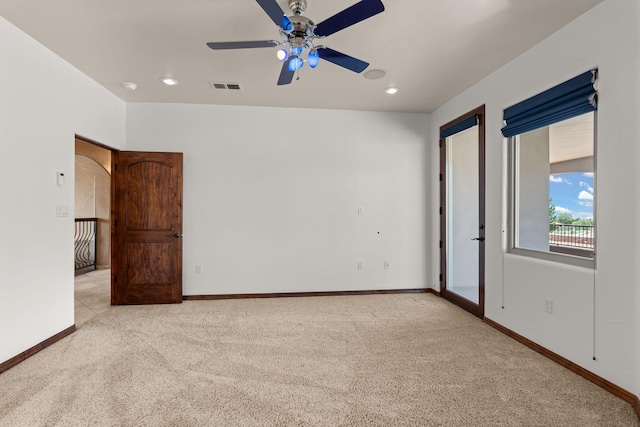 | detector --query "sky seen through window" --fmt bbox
[549,172,594,220]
